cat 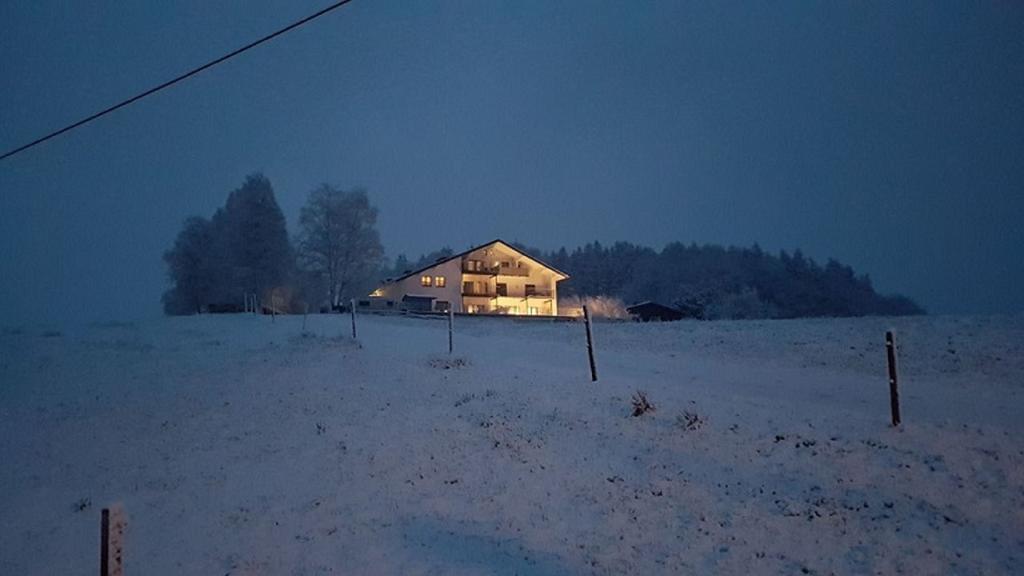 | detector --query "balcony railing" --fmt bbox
[496,265,530,277]
[461,264,531,277]
[460,290,553,299]
[462,265,497,275]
